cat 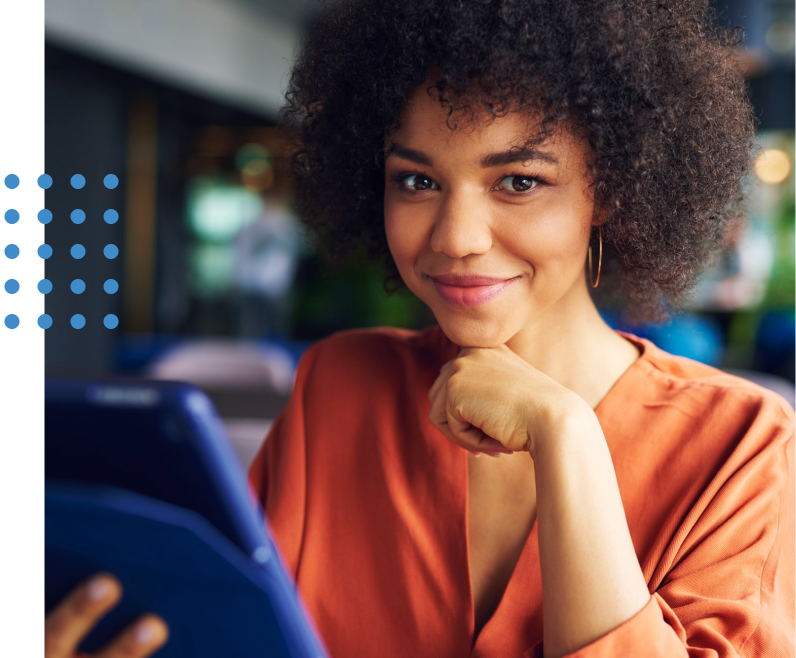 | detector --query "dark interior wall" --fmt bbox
[45,46,128,375]
[44,45,273,376]
[714,0,795,130]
